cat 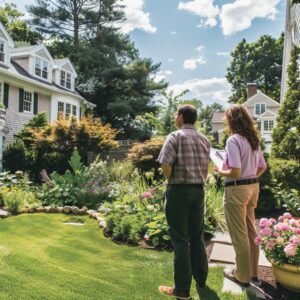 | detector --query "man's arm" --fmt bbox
[161,164,172,179]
